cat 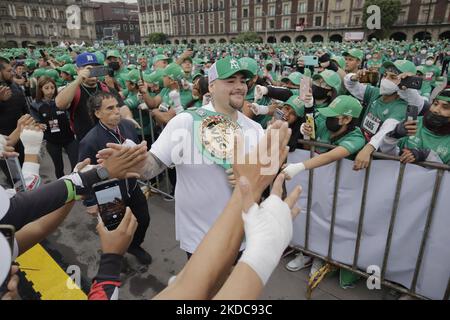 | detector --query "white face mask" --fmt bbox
[366,54,372,59]
[380,78,399,96]
[421,50,427,55]
[426,60,433,66]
